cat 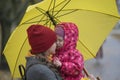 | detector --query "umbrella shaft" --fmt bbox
[46,11,57,26]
